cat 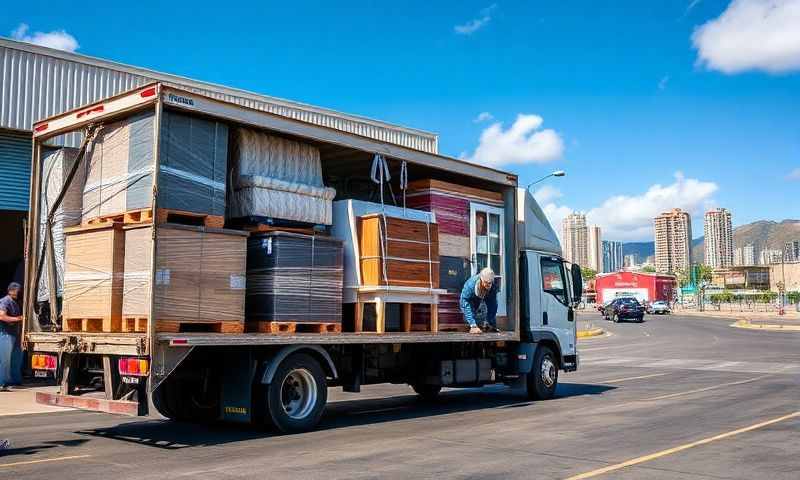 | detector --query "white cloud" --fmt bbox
[463,114,564,167]
[788,167,800,180]
[454,4,497,35]
[658,75,670,90]
[533,185,563,205]
[692,0,800,74]
[11,23,79,52]
[535,172,718,242]
[473,112,494,123]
